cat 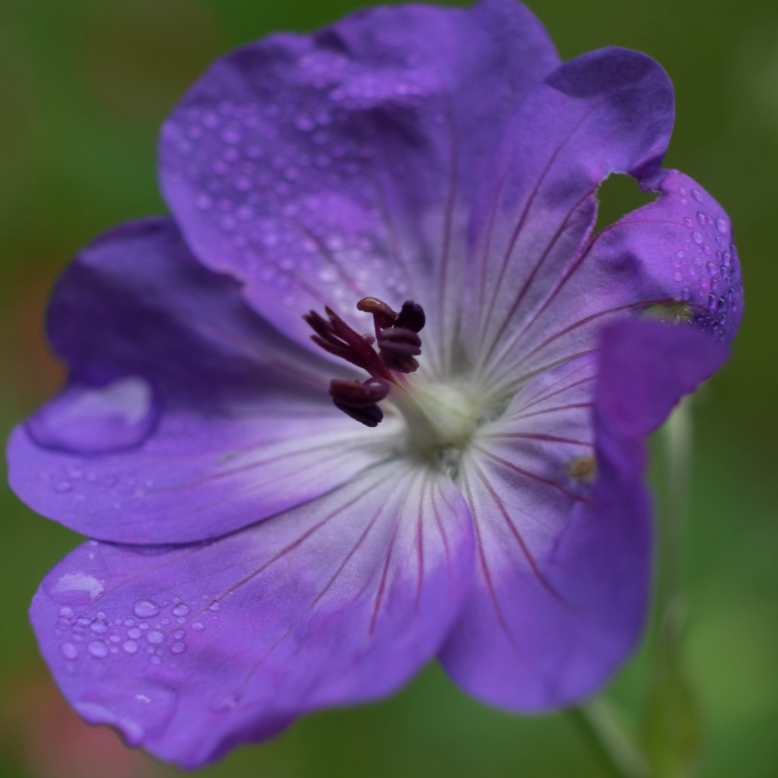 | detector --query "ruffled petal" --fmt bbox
[439,319,727,710]
[474,167,742,398]
[464,47,676,381]
[159,0,558,368]
[7,219,391,544]
[30,463,473,768]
